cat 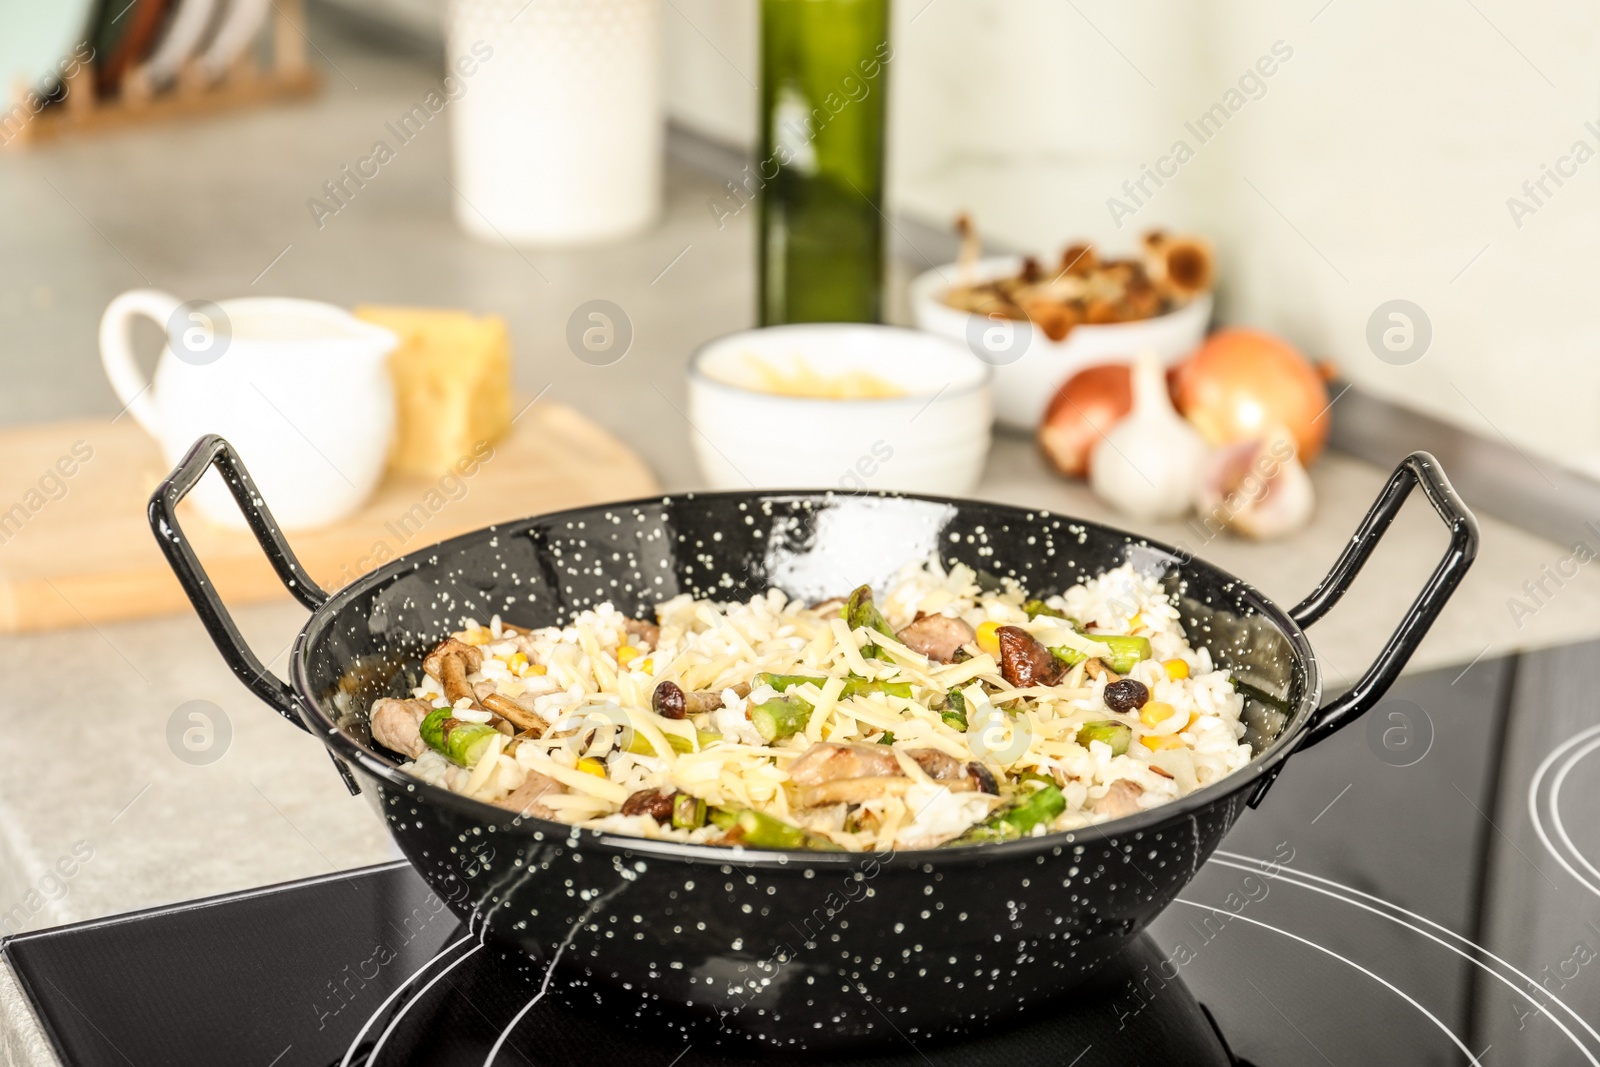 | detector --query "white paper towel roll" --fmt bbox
[447,0,662,245]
